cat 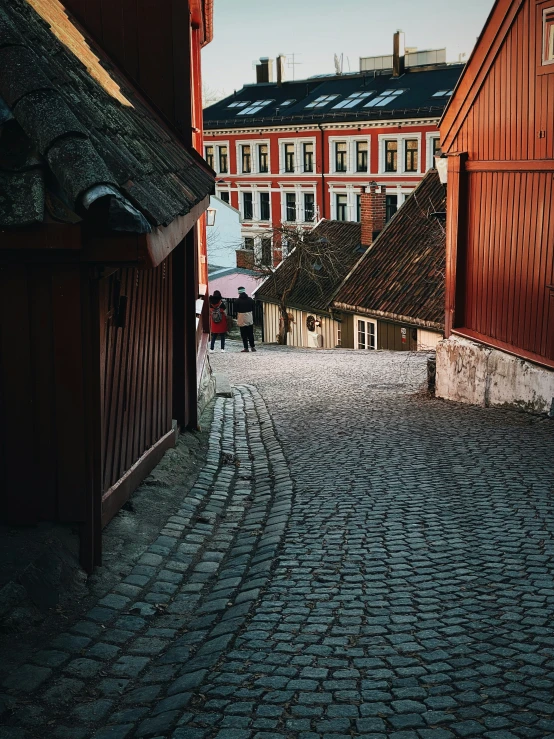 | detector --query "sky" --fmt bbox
[202,0,496,100]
